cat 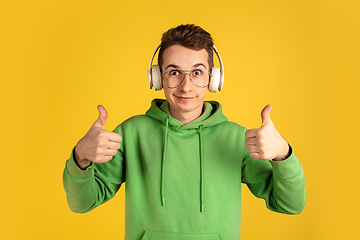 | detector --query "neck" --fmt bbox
[169,107,203,124]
